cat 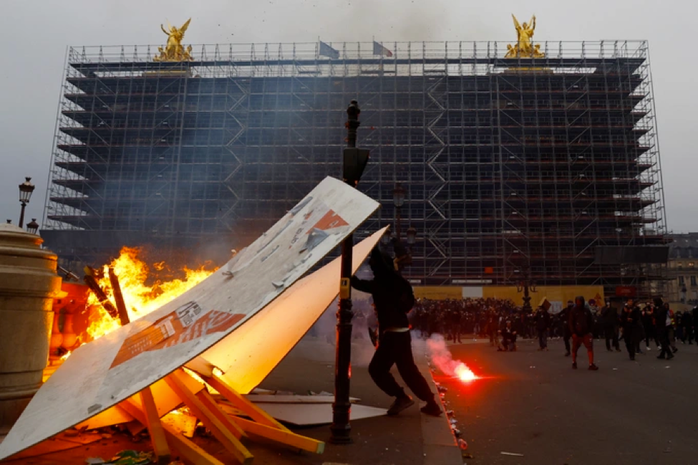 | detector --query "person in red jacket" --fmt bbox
[569,296,599,370]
